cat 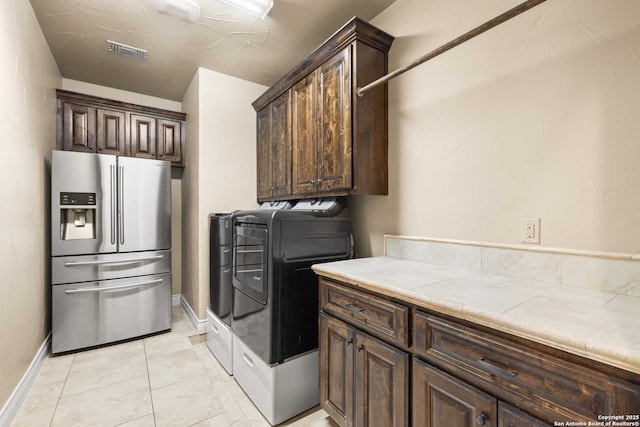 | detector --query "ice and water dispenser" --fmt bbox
[59,192,97,240]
